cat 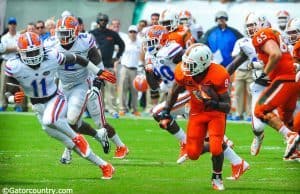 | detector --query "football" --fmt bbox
[133,75,149,92]
[198,84,219,101]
